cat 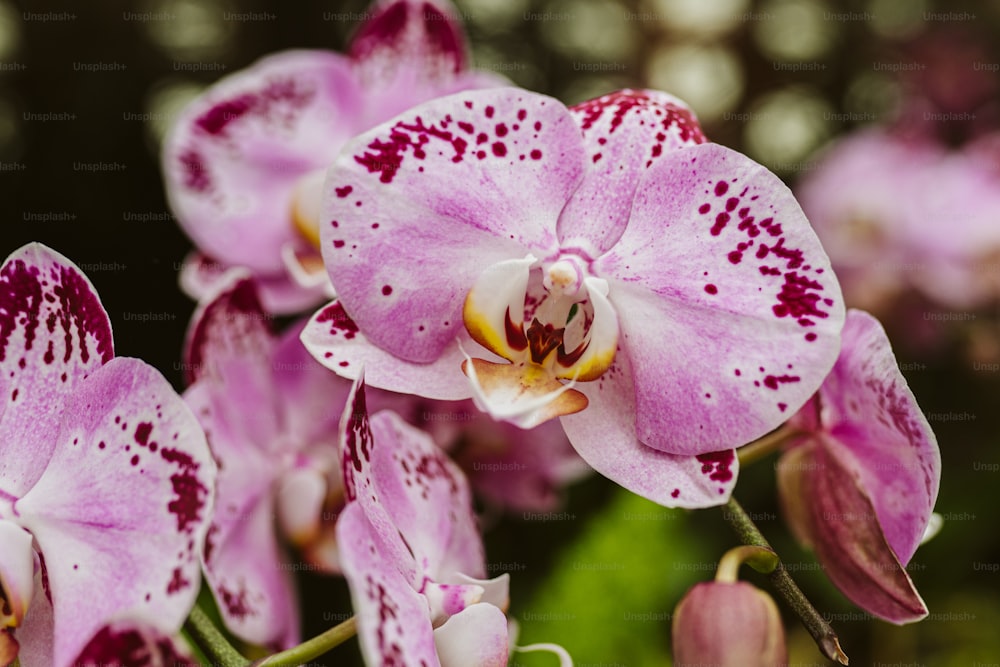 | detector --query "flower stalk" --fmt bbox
[183,605,249,667]
[252,617,357,667]
[721,496,850,665]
